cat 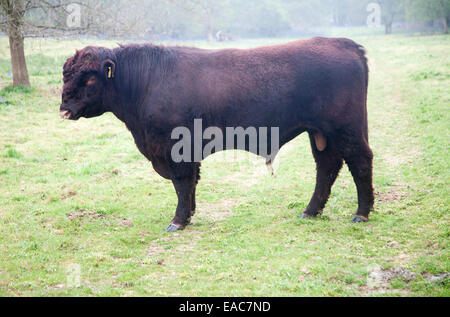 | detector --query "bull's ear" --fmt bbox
[102,59,116,80]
